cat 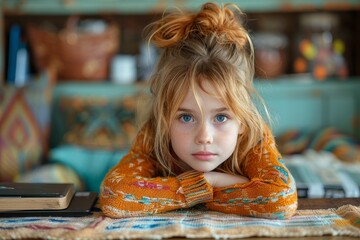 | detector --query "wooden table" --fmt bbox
[297,197,360,210]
